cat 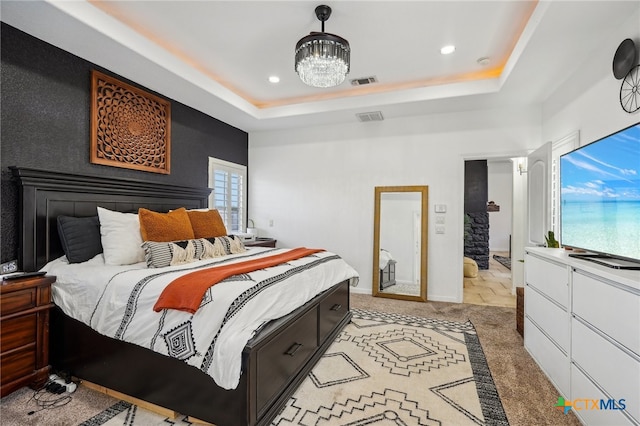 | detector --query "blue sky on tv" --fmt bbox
[561,124,640,202]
